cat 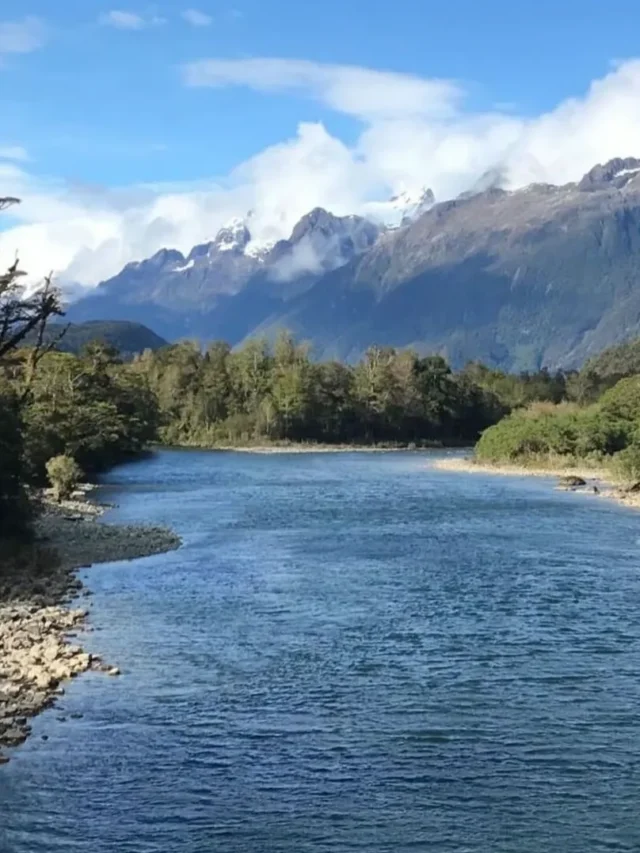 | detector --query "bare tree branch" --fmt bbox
[0,197,20,212]
[0,197,65,368]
